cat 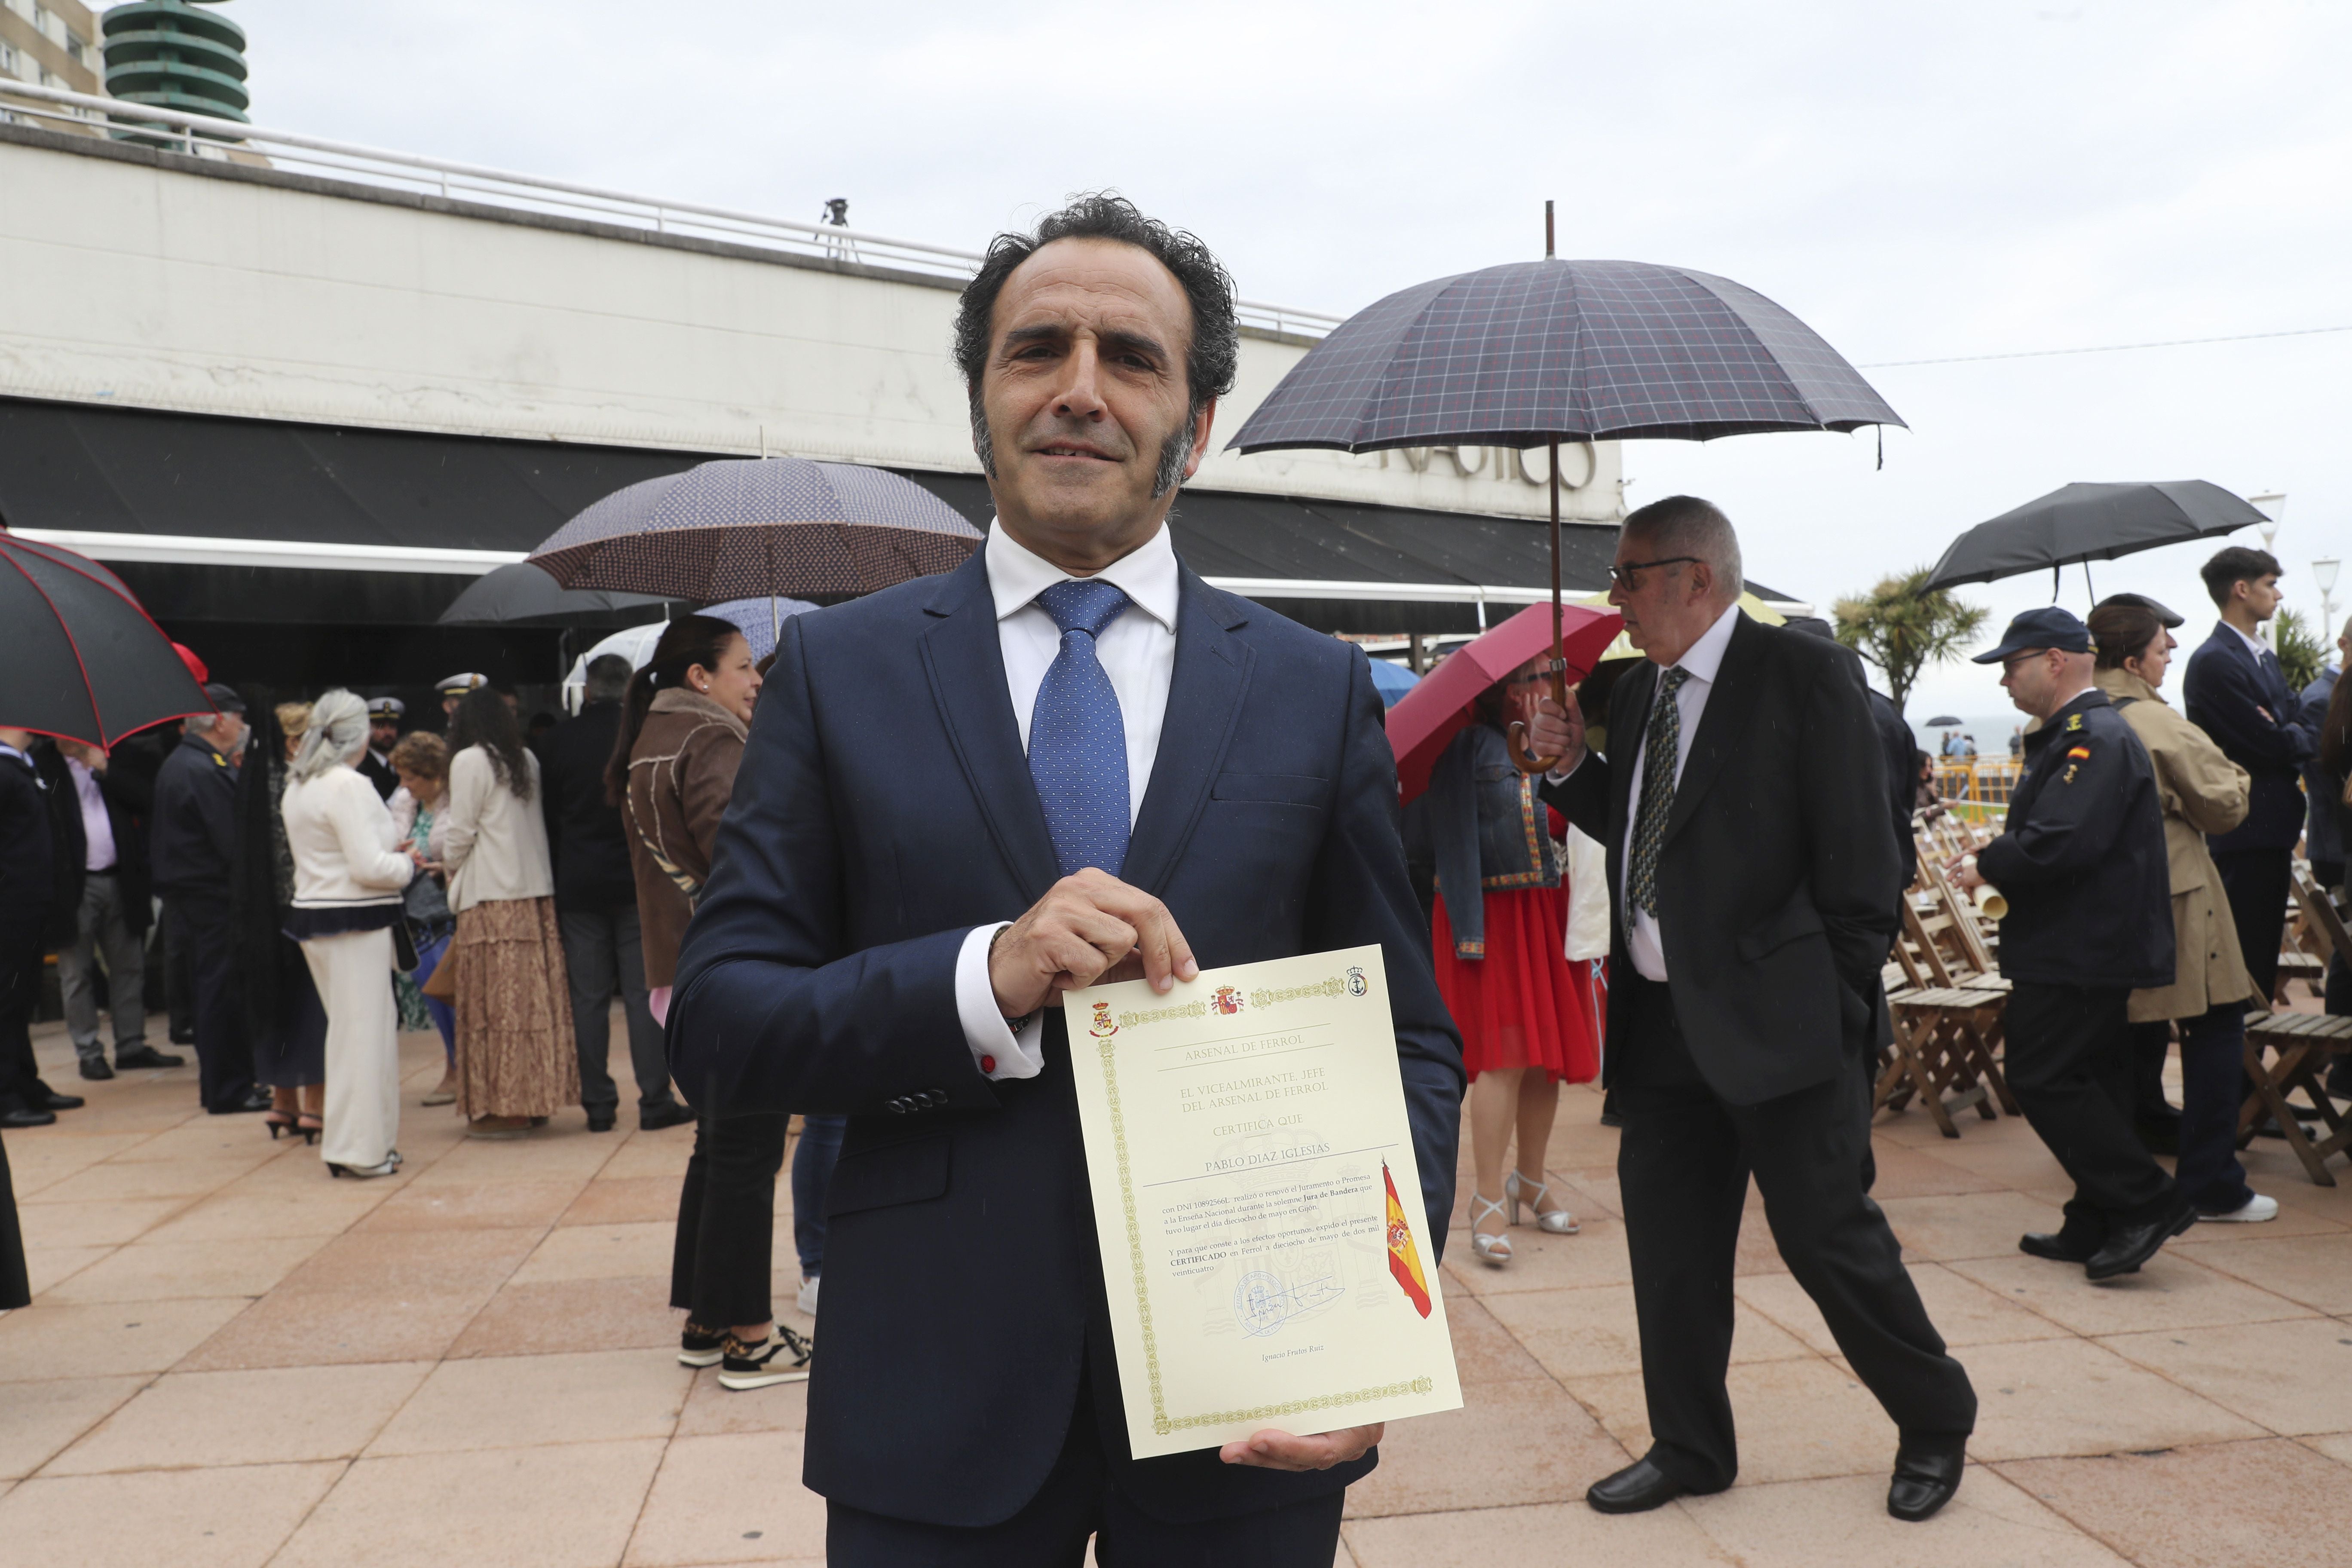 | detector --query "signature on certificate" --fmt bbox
[1231,1270,1346,1338]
